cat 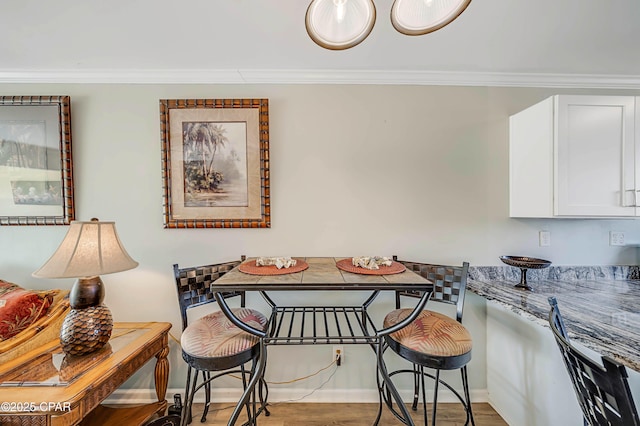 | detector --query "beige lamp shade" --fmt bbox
[391,0,472,36]
[306,0,376,50]
[33,219,138,279]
